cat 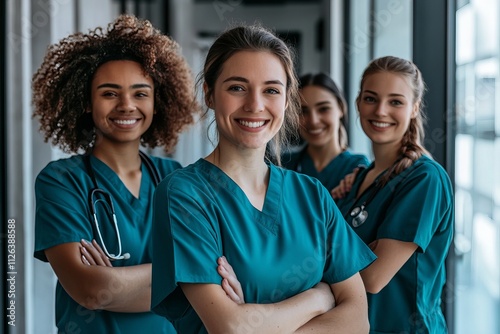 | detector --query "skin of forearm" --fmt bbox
[183,283,333,333]
[229,291,329,333]
[294,302,370,334]
[73,264,152,312]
